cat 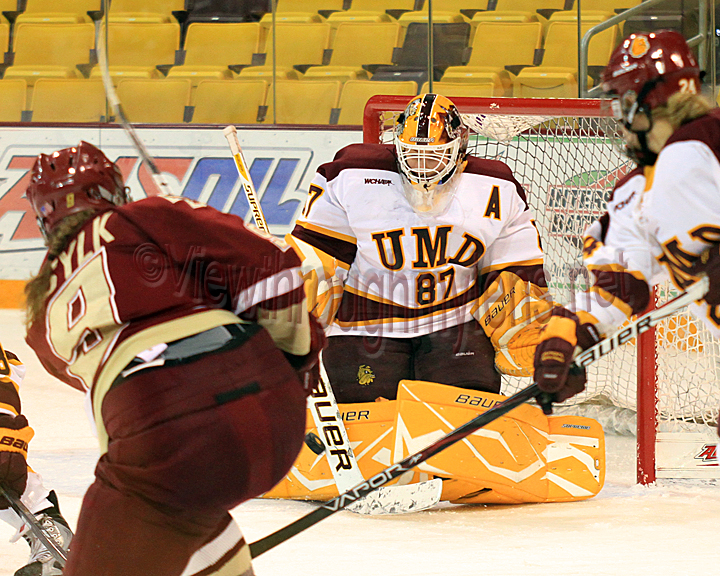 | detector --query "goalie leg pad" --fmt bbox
[262,400,421,501]
[394,380,605,504]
